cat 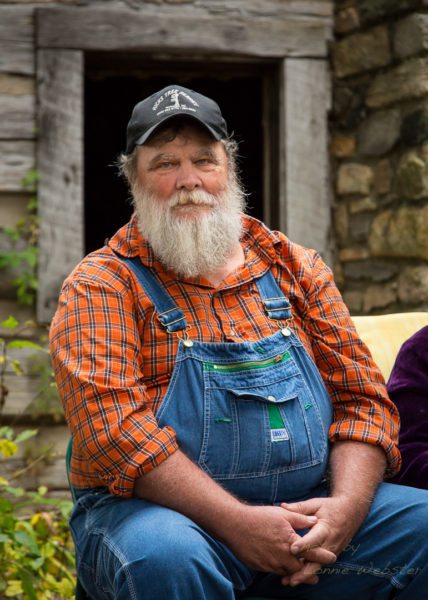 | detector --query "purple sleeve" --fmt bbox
[387,326,428,489]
